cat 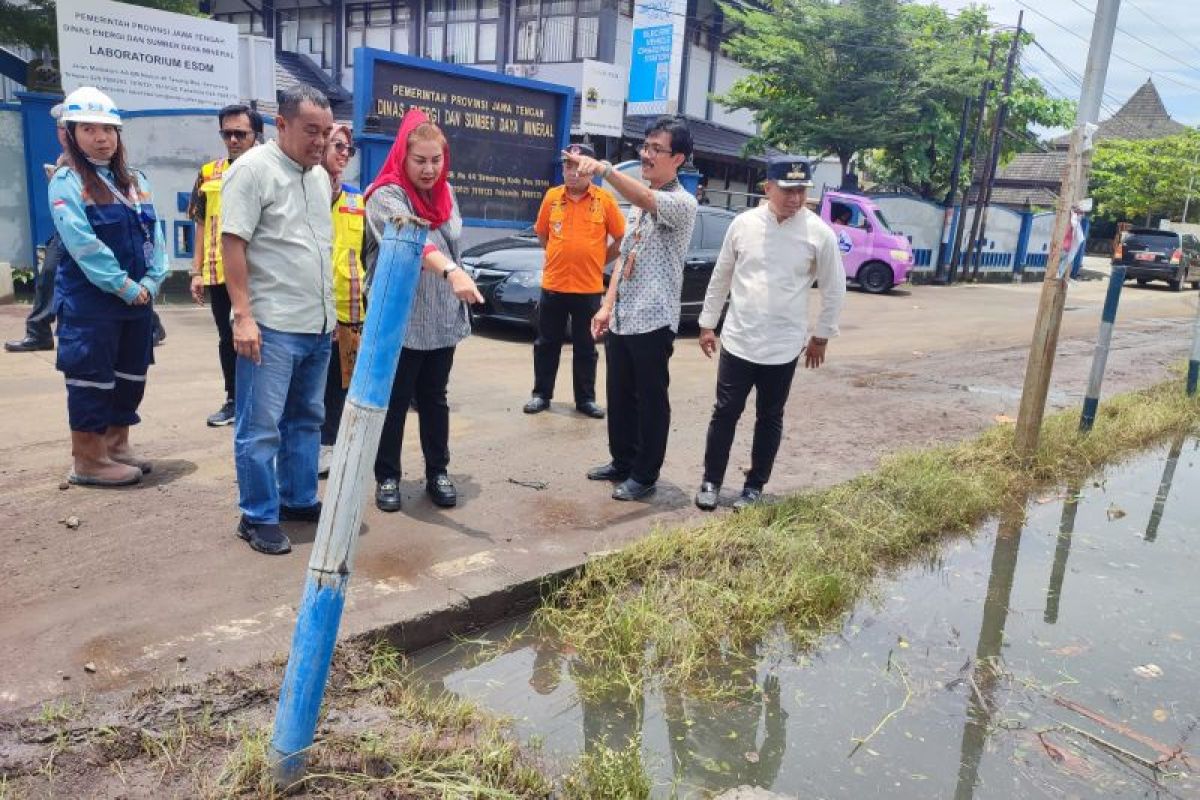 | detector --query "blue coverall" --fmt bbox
[49,166,169,433]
